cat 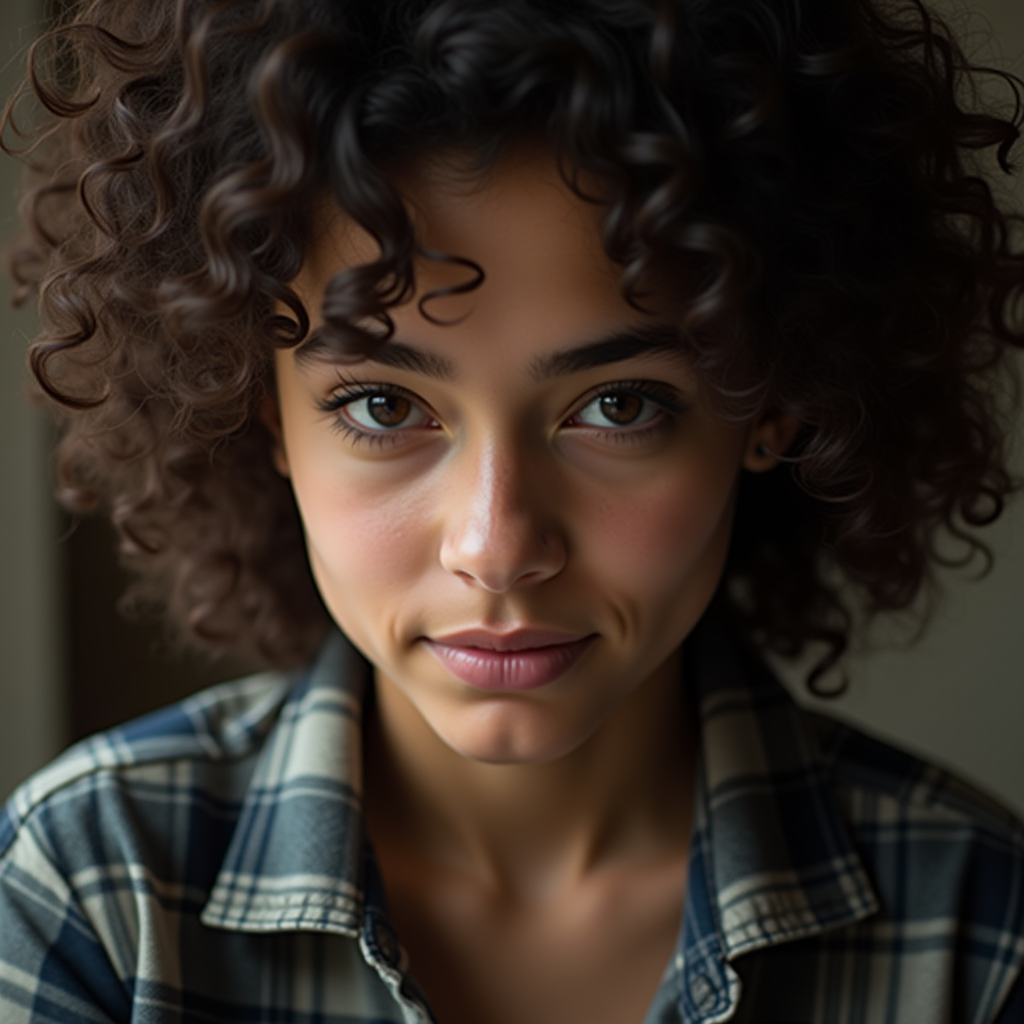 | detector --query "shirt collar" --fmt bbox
[201,617,878,957]
[201,631,371,935]
[684,614,878,962]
